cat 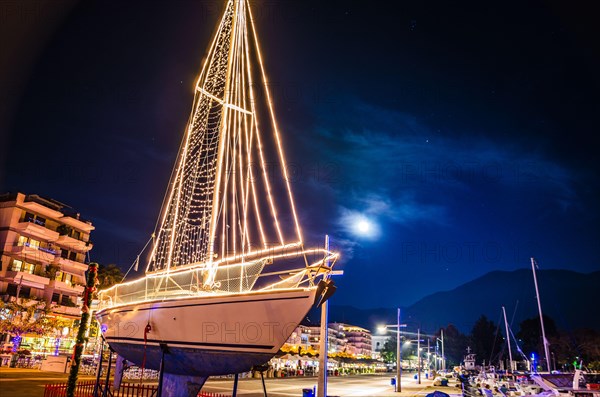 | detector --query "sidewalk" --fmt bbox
[0,367,464,397]
[0,367,96,397]
[370,374,462,397]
